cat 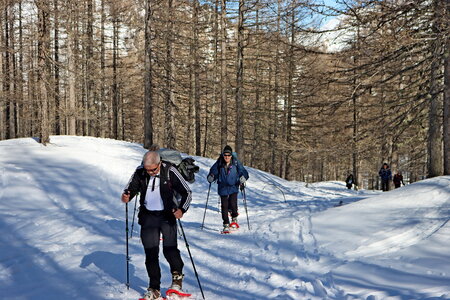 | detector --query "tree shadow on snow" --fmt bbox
[80,251,148,294]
